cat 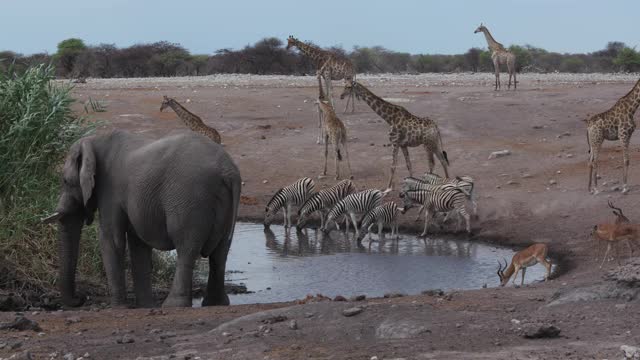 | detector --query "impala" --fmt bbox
[497,243,552,287]
[592,201,638,268]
